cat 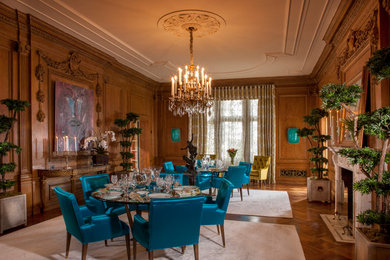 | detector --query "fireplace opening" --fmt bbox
[341,168,353,227]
